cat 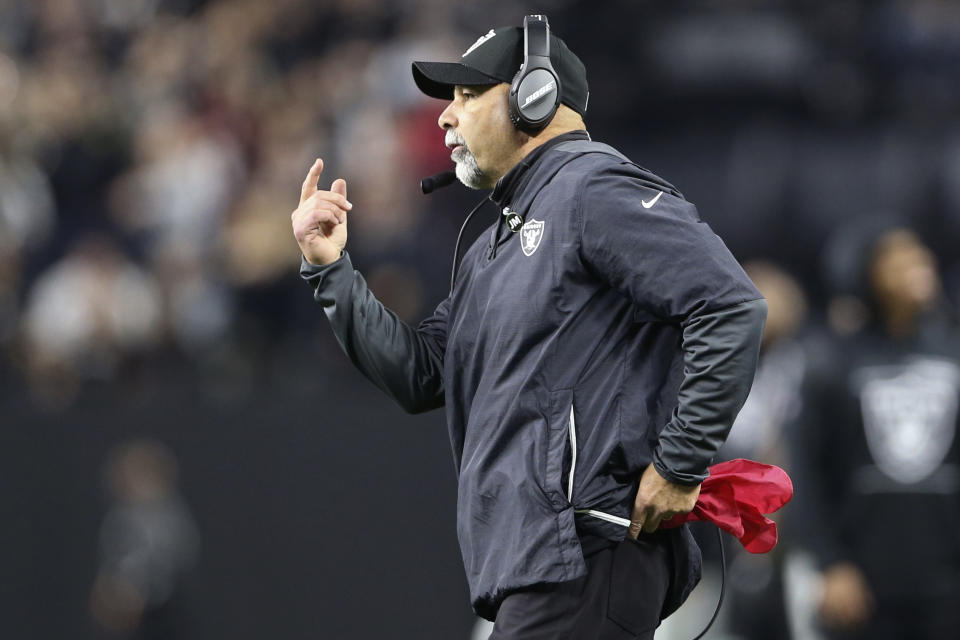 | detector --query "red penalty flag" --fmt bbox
[659,459,794,554]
